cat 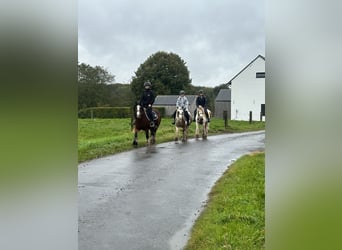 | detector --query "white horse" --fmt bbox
[174,107,191,142]
[195,105,211,140]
